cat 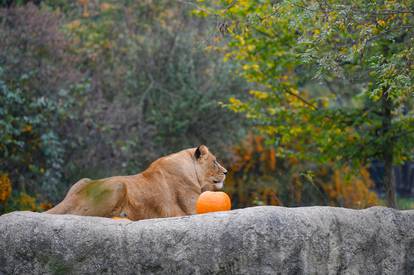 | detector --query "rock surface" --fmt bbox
[0,206,413,274]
